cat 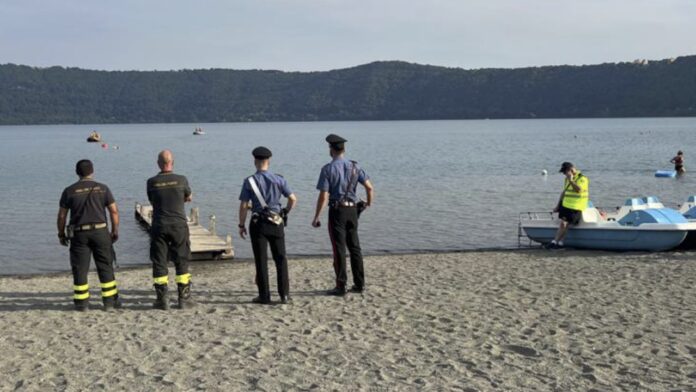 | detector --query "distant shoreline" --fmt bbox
[3,55,696,125]
[2,115,696,128]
